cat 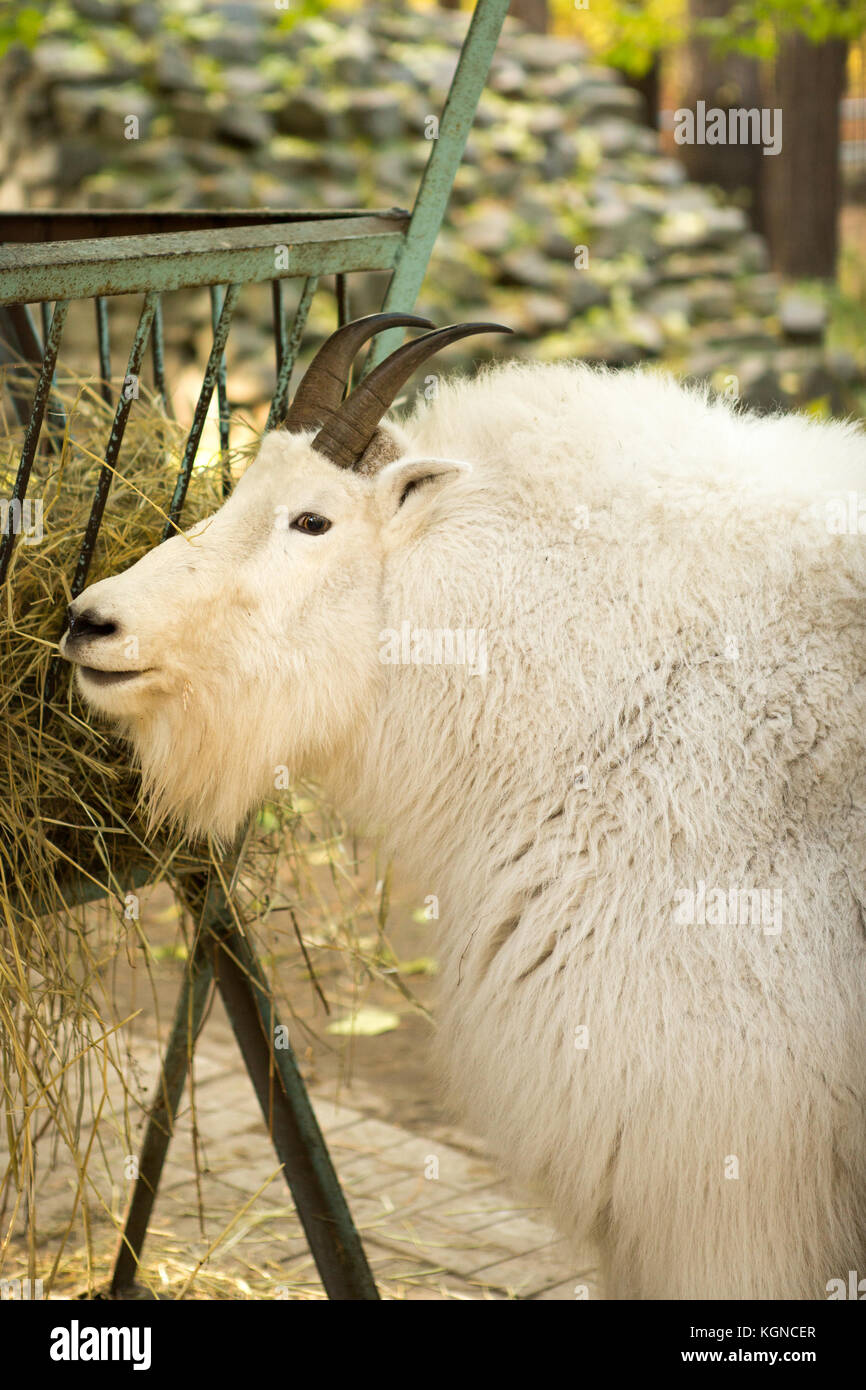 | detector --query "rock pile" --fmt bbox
[1,0,861,415]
